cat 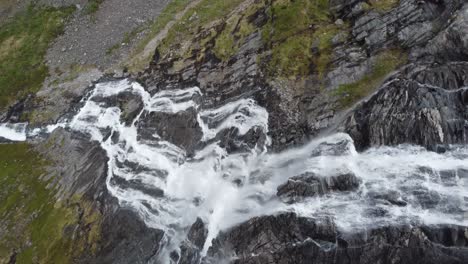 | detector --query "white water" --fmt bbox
[1,79,467,261]
[0,123,27,141]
